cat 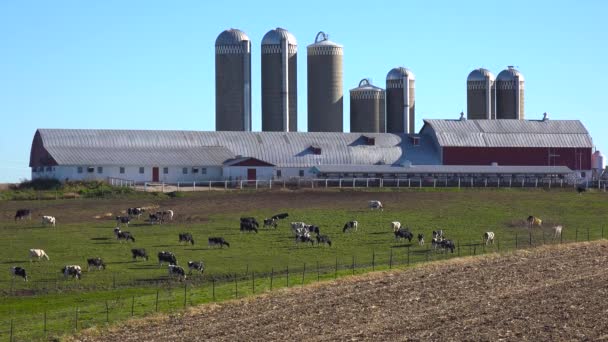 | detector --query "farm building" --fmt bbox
[29,118,593,183]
